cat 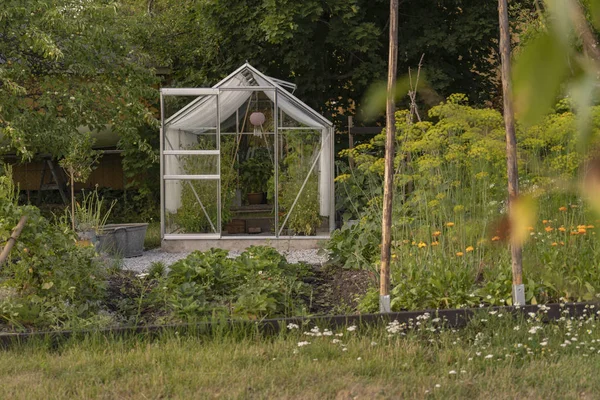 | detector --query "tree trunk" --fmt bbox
[380,0,399,313]
[498,0,525,305]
